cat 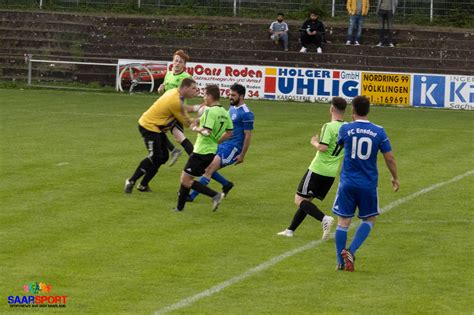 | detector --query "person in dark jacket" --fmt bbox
[299,11,326,53]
